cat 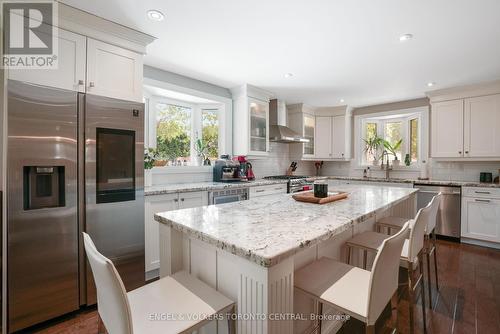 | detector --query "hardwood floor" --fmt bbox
[20,240,500,334]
